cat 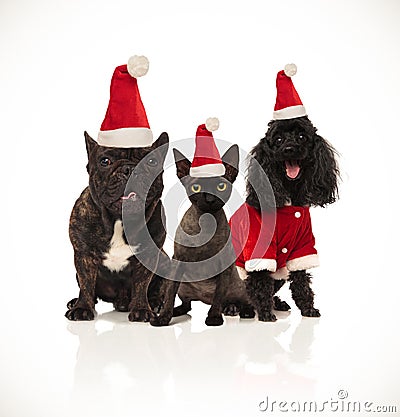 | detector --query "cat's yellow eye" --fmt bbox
[191,184,202,193]
[217,182,227,192]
